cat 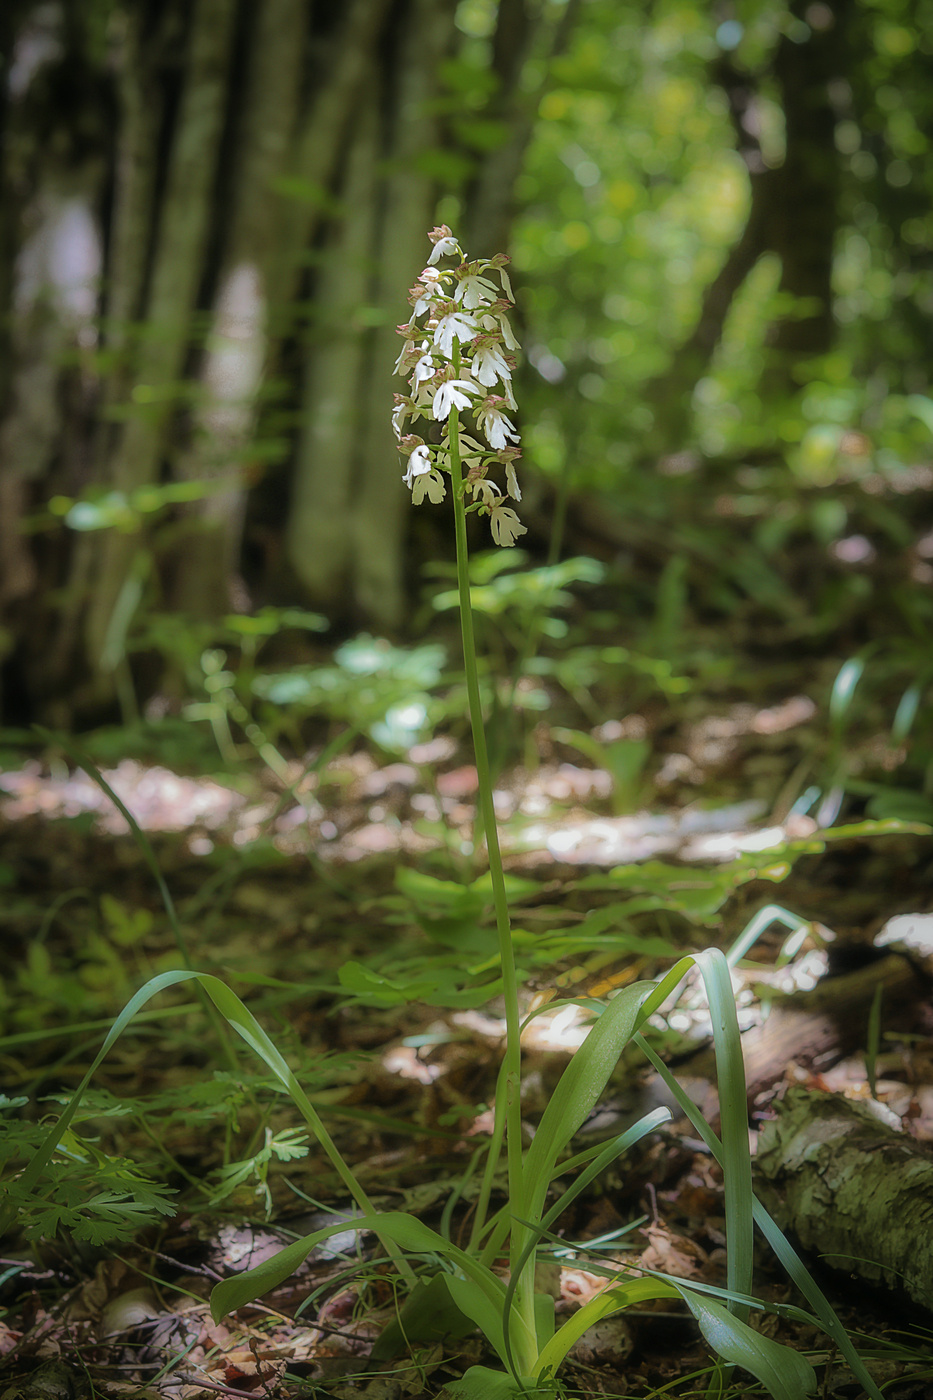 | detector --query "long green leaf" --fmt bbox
[445,1273,510,1367]
[533,1277,679,1379]
[210,1210,536,1372]
[500,1108,671,1379]
[533,1273,815,1398]
[691,948,753,1319]
[677,1289,816,1399]
[521,980,657,1224]
[634,1032,884,1400]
